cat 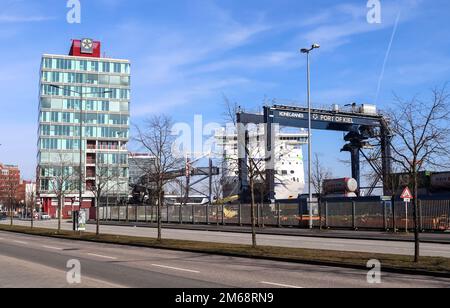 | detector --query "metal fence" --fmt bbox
[99,199,450,232]
[100,203,302,227]
[320,199,450,231]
